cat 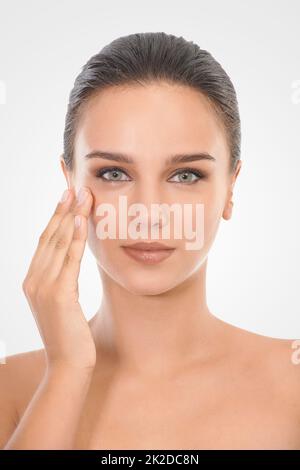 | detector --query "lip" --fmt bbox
[122,241,175,250]
[121,243,175,265]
